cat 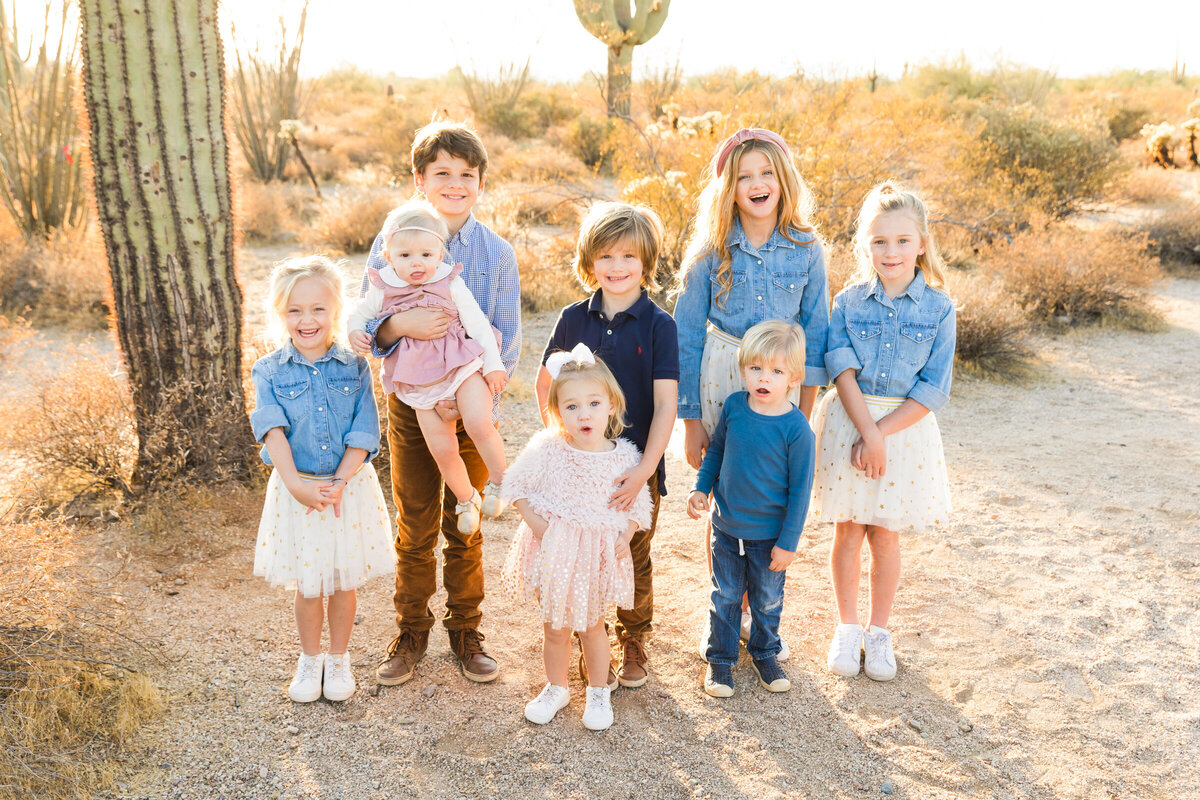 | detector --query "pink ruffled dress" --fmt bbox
[500,429,652,632]
[368,262,501,409]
